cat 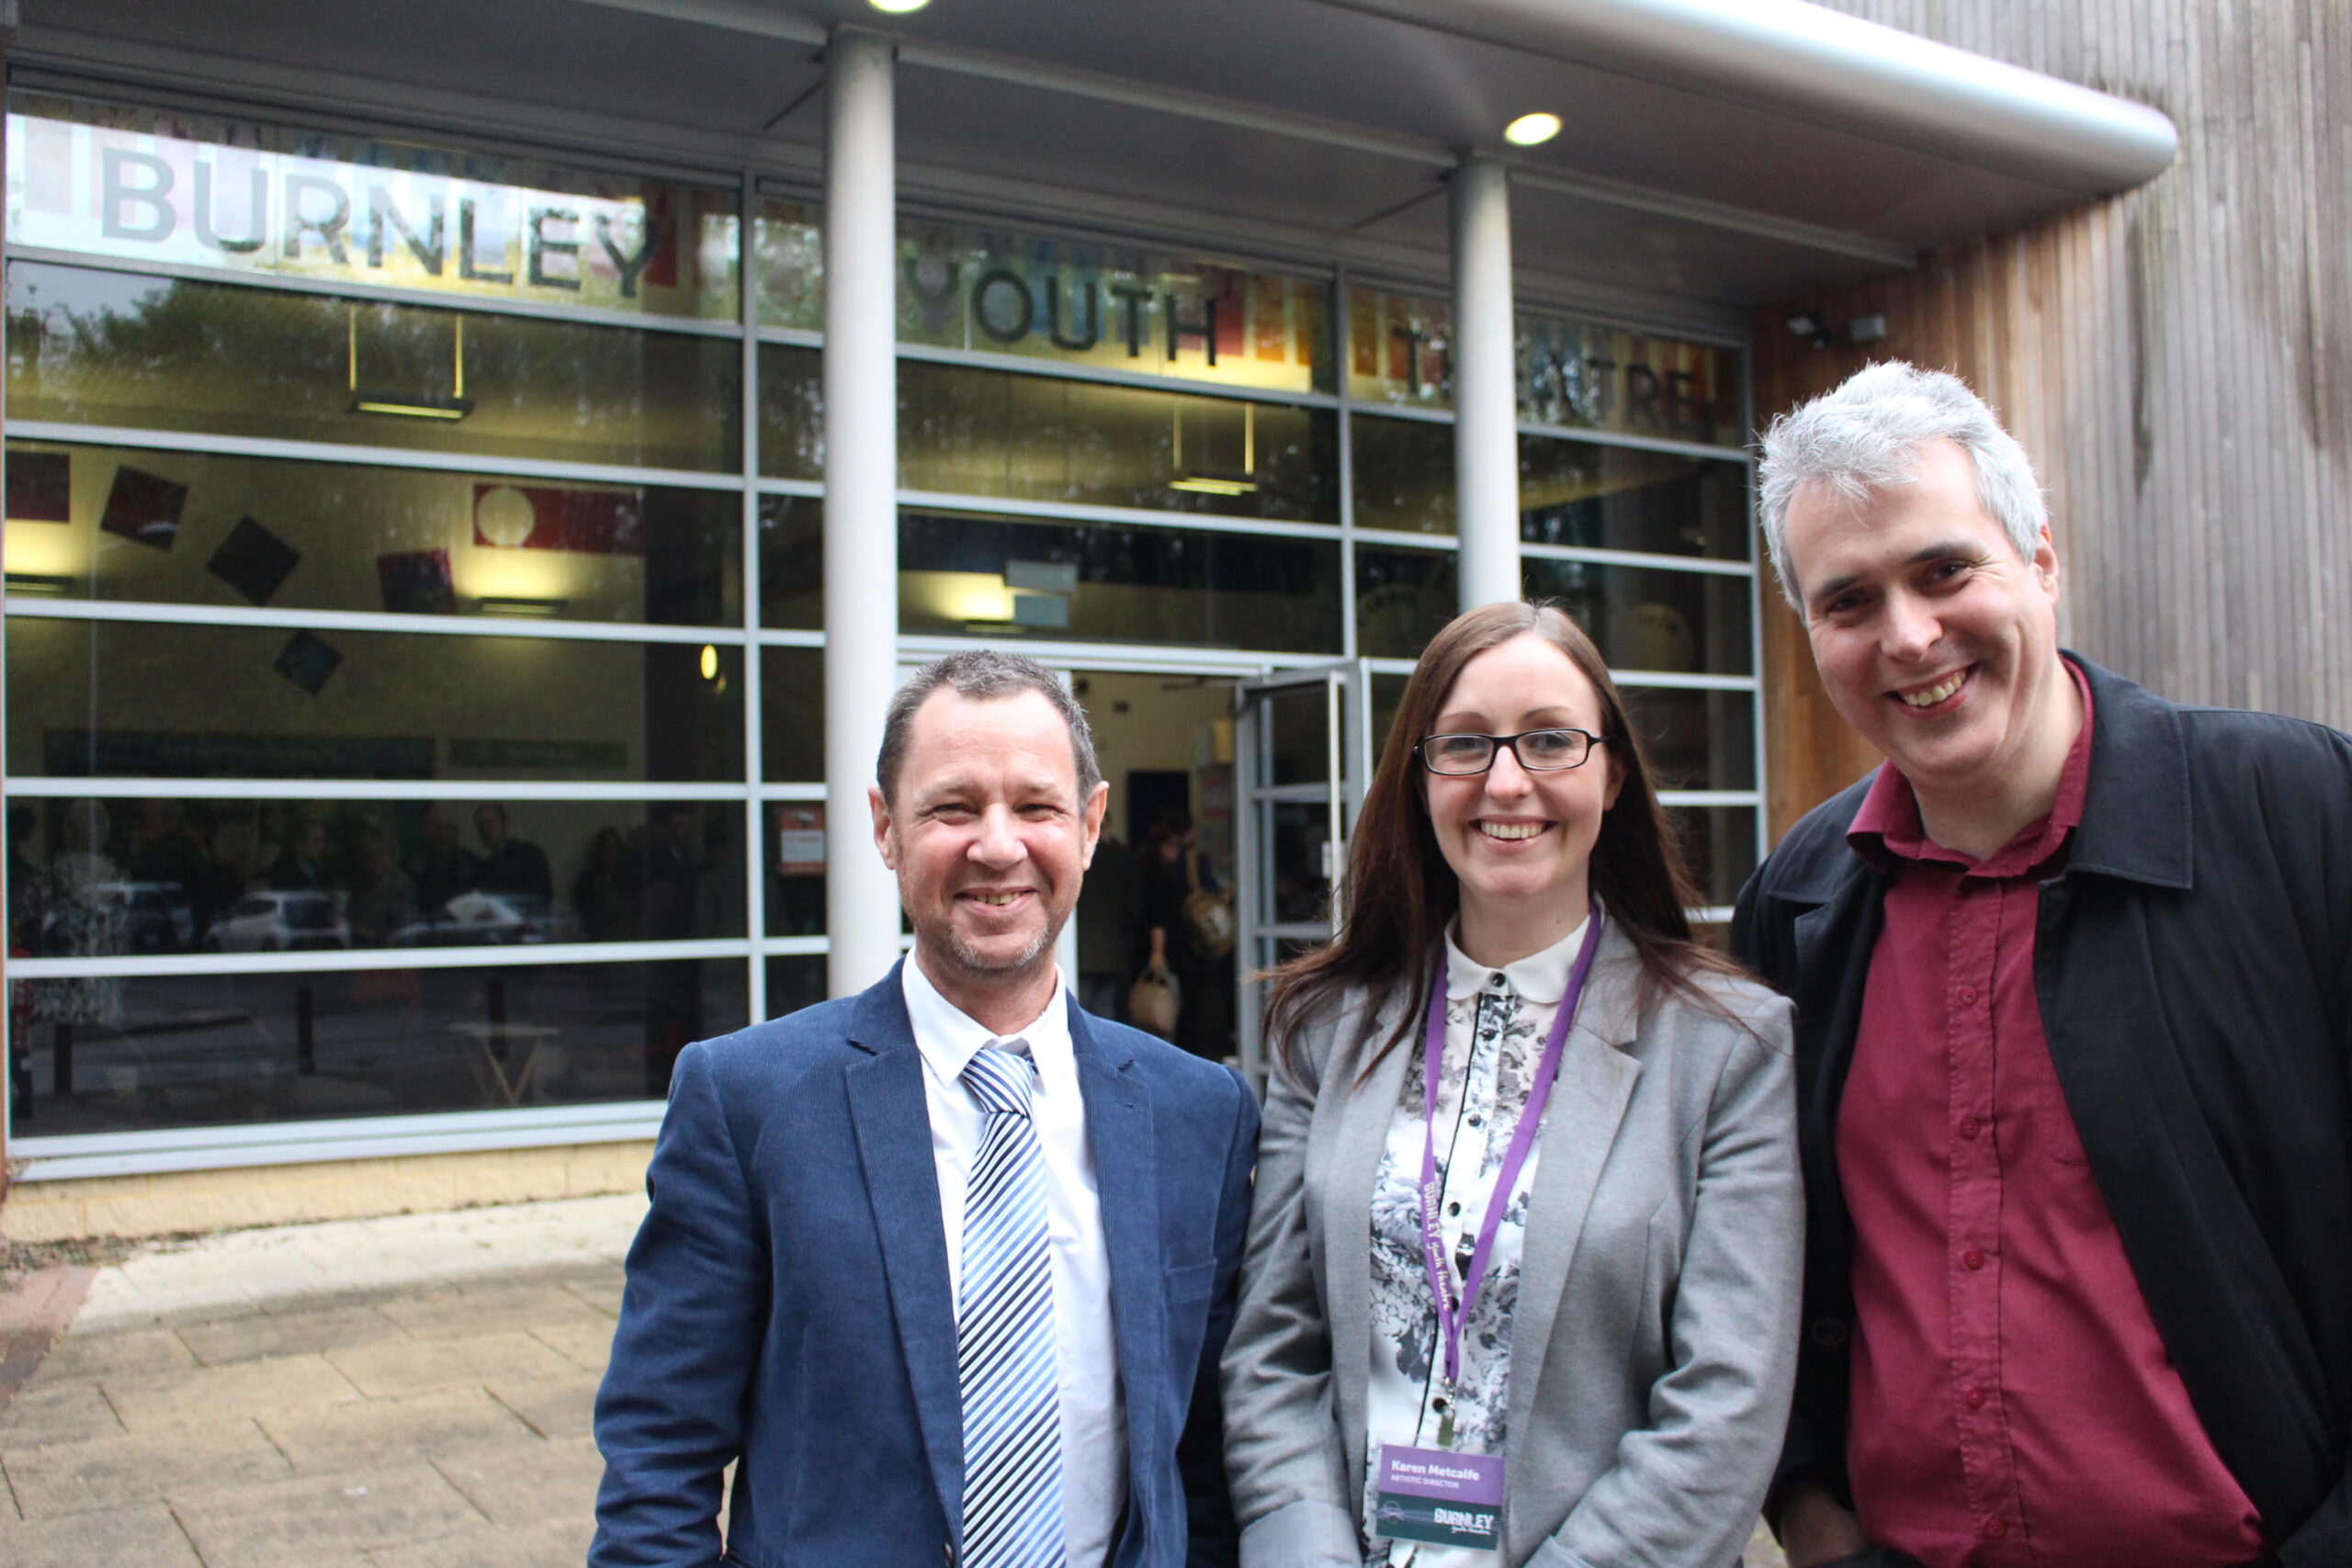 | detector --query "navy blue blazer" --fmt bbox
[591,962,1261,1568]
